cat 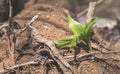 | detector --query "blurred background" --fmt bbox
[0,0,120,22]
[57,0,120,18]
